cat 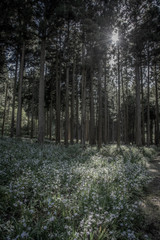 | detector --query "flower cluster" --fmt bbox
[0,138,154,240]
